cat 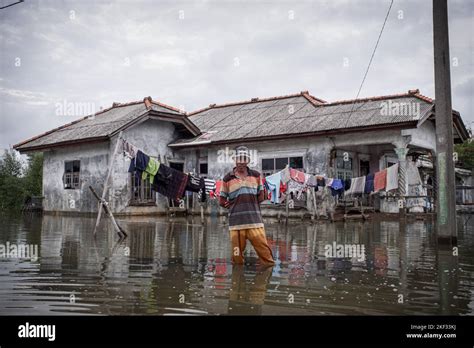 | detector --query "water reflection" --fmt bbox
[0,213,473,315]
